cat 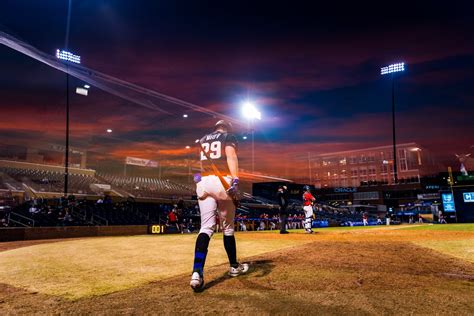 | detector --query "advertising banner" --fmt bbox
[441,193,456,212]
[125,157,158,168]
[463,192,474,203]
